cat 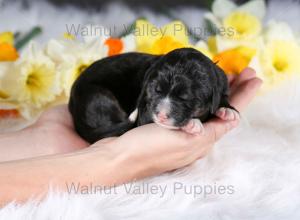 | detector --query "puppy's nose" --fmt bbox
[158,111,169,122]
